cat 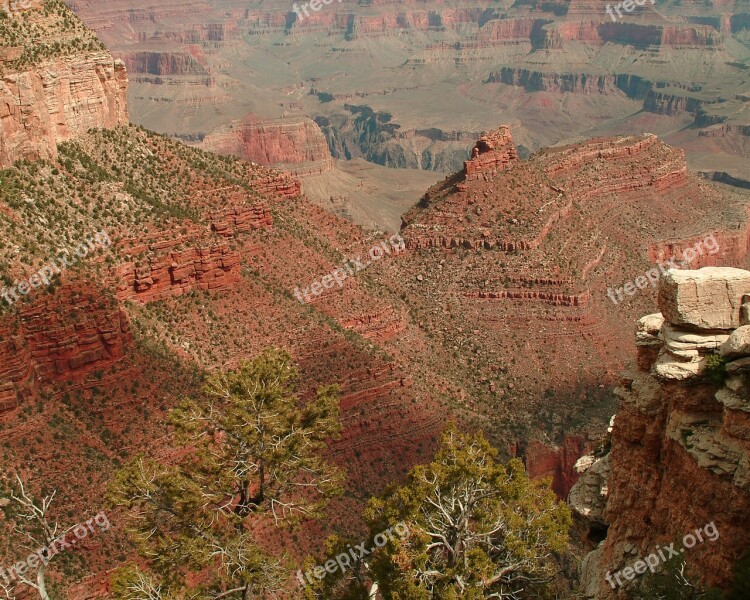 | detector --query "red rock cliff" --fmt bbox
[574,268,750,598]
[0,2,129,167]
[200,116,334,176]
[0,284,132,418]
